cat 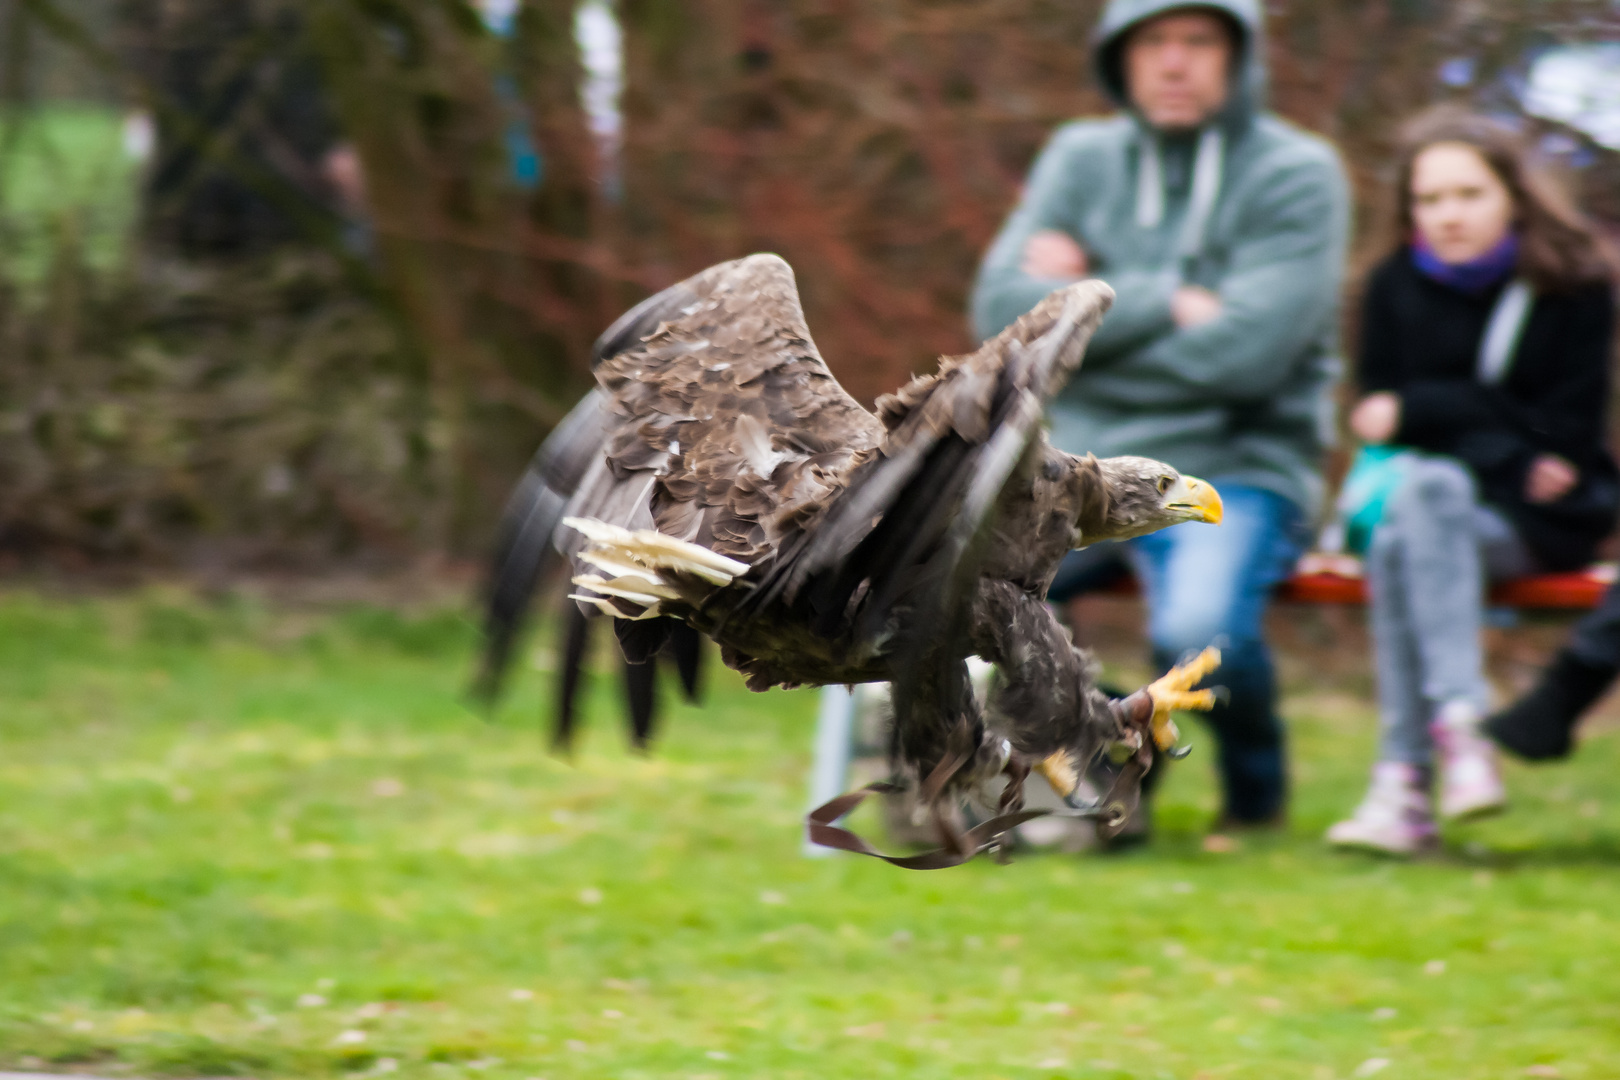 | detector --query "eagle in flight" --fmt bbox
[481,254,1224,866]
